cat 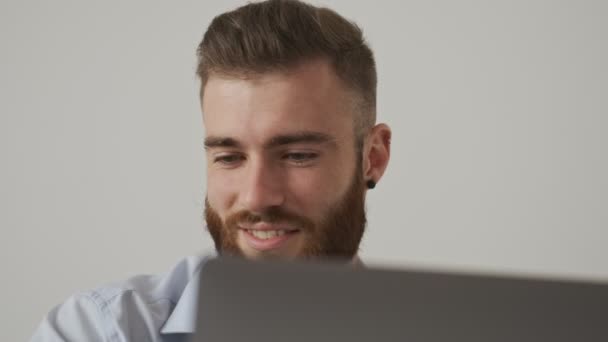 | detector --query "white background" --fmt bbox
[1,1,607,340]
